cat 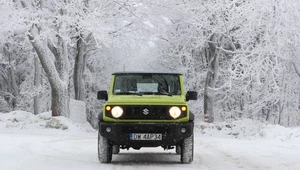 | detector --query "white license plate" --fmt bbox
[130,133,162,140]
